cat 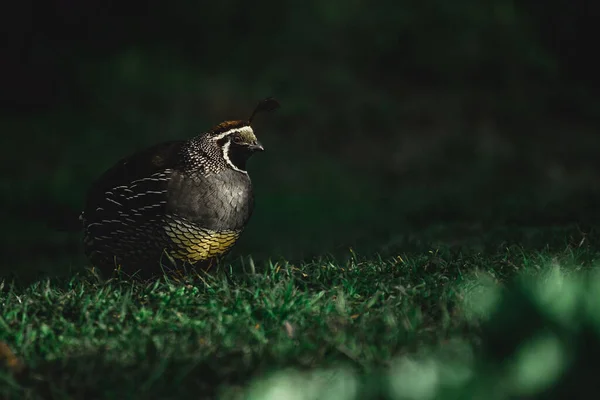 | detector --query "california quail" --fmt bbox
[80,98,280,278]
